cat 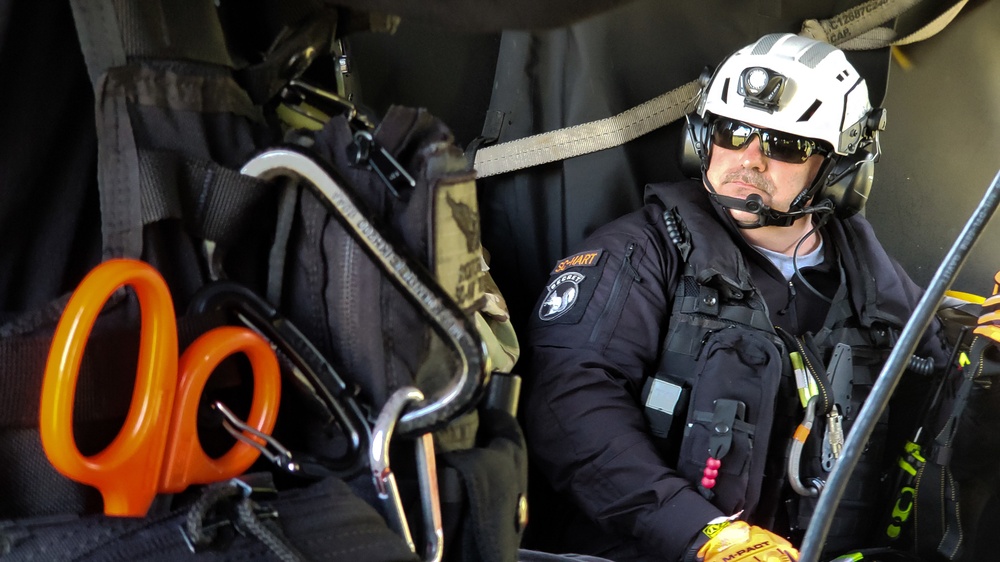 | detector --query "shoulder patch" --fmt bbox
[539,272,586,321]
[551,249,604,274]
